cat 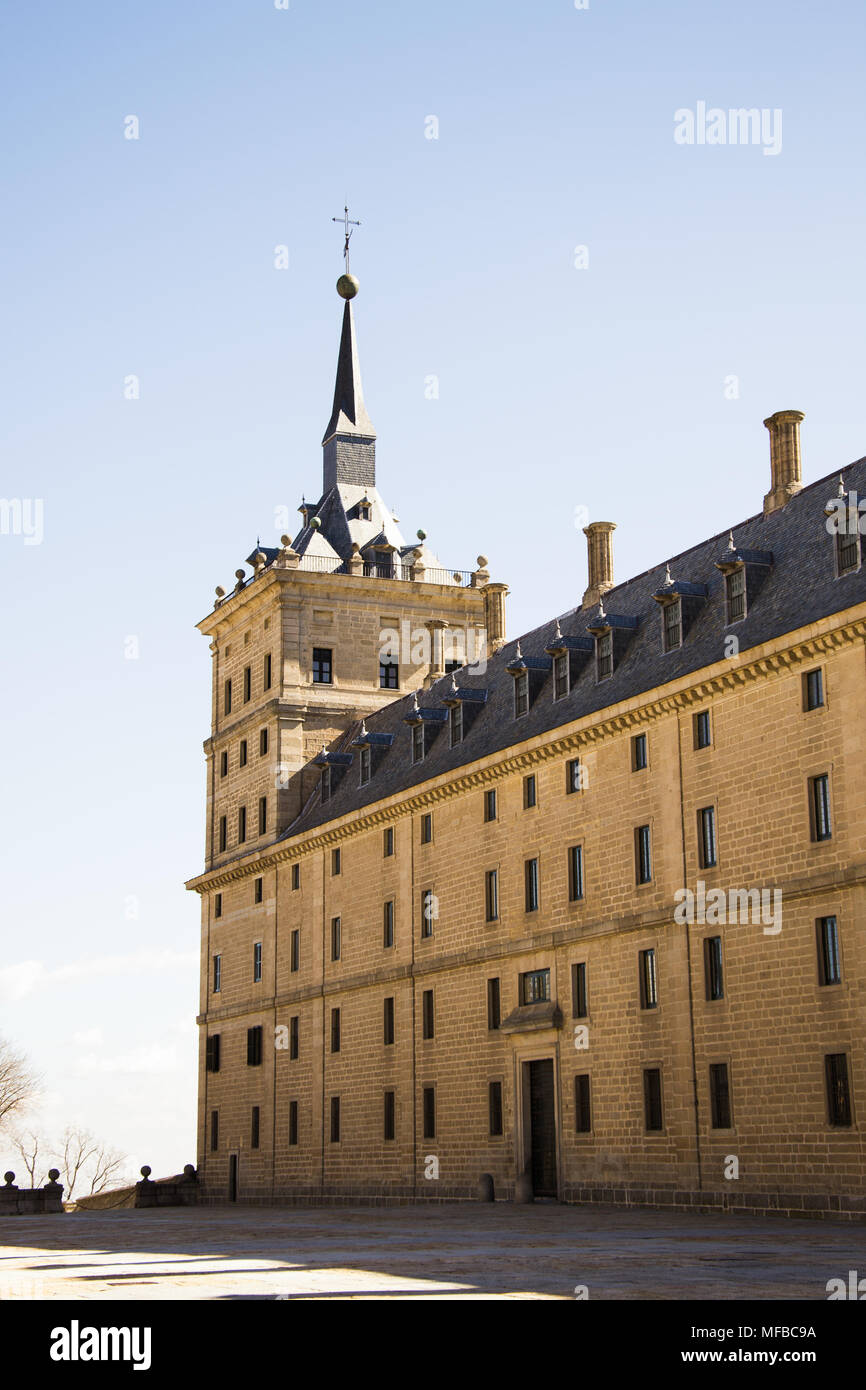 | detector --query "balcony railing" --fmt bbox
[291,555,474,585]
